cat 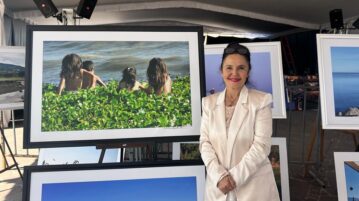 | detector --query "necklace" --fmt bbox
[225,93,240,106]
